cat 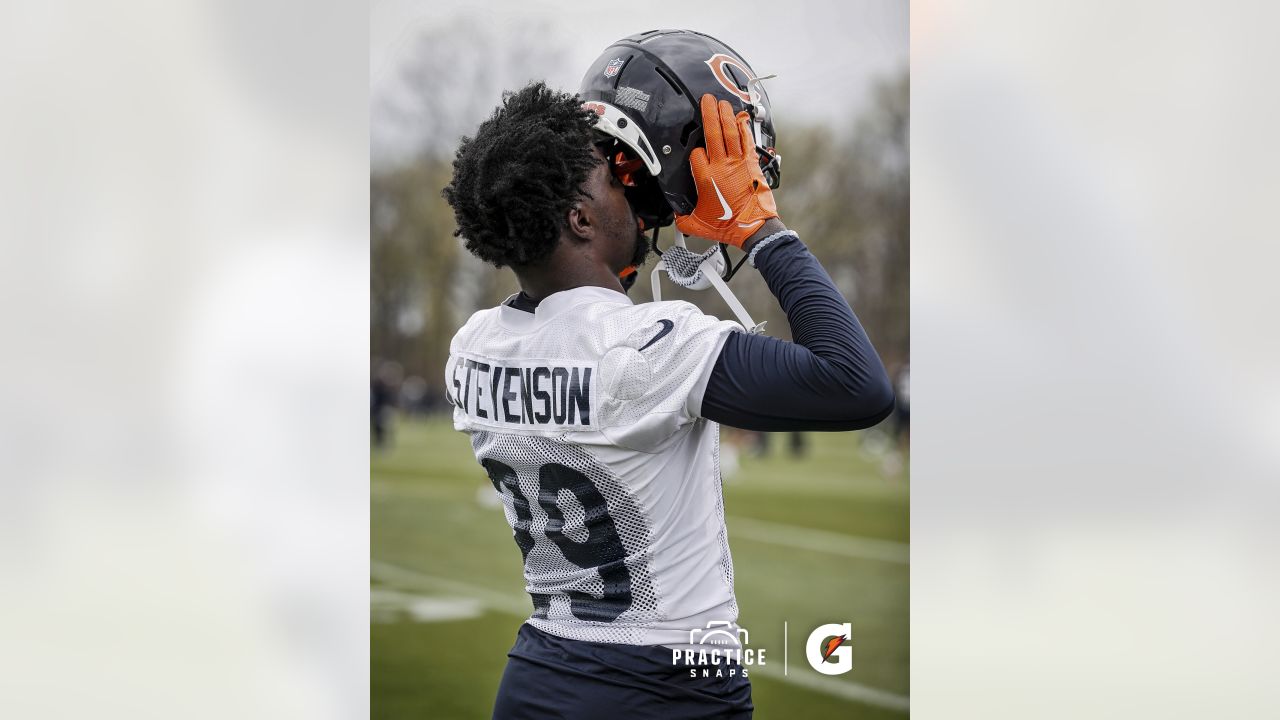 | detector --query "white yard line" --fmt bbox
[370,481,459,499]
[371,560,529,615]
[726,516,910,564]
[752,662,910,713]
[372,559,908,714]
